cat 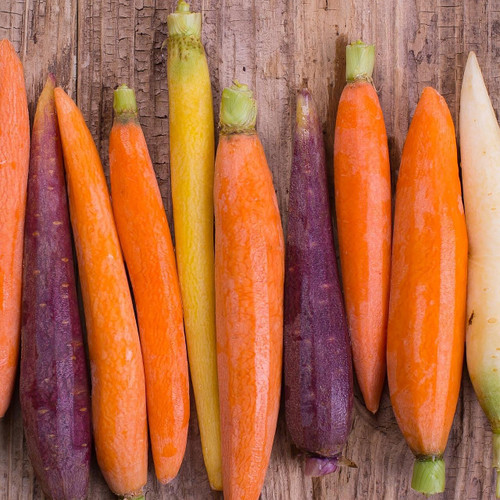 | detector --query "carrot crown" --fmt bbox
[411,457,445,495]
[167,1,201,38]
[113,84,138,123]
[219,81,257,135]
[346,40,375,83]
